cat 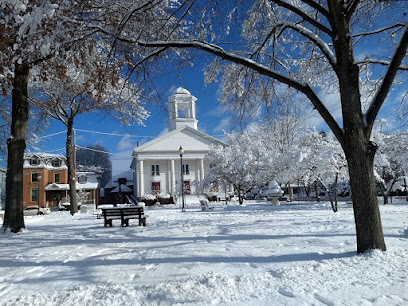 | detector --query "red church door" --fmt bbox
[152,182,160,194]
[183,181,191,194]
